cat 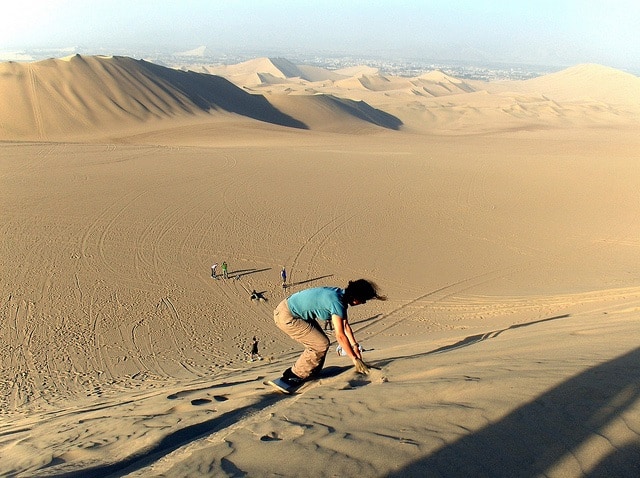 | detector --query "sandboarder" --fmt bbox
[268,279,385,393]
